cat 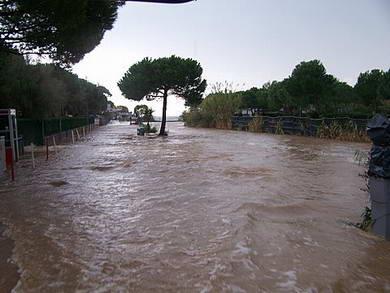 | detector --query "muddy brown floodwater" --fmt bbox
[0,122,390,292]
